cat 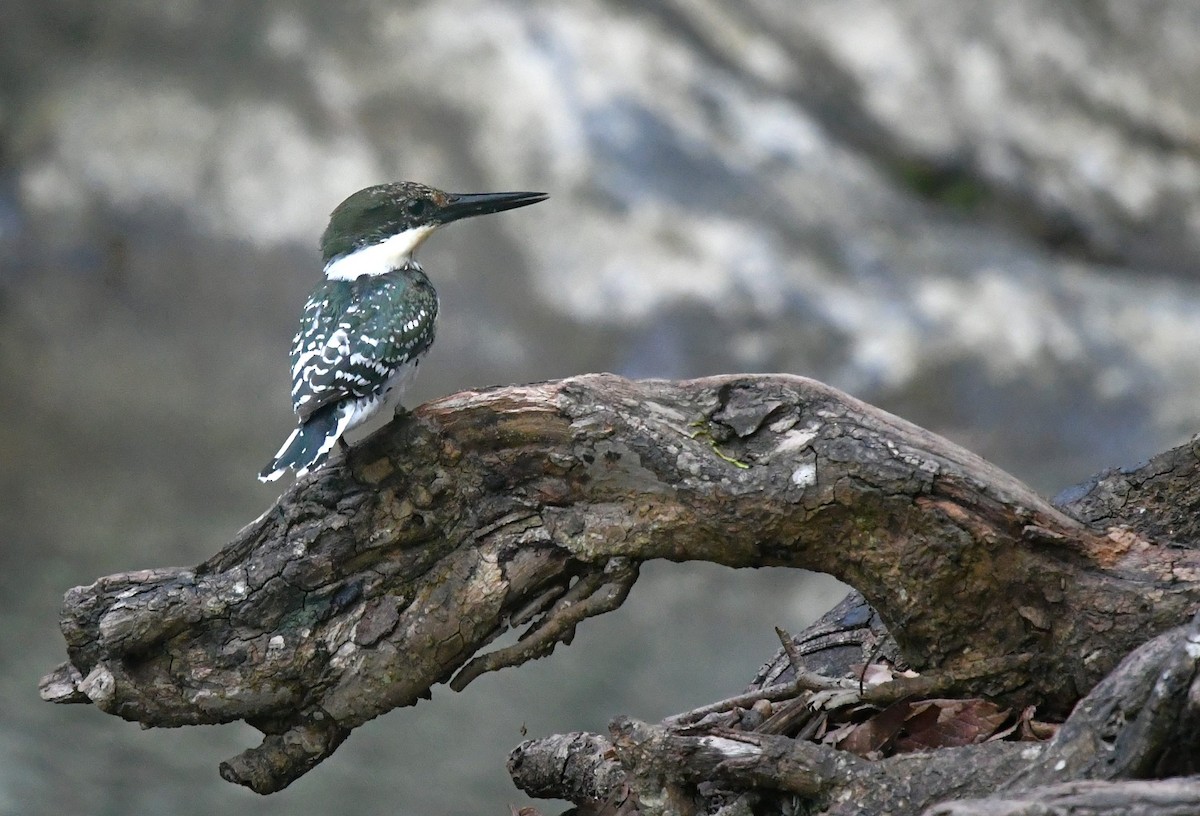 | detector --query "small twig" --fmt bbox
[664,680,807,727]
[509,582,571,628]
[667,631,858,728]
[859,672,942,706]
[773,625,857,691]
[451,559,639,690]
[775,625,805,671]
